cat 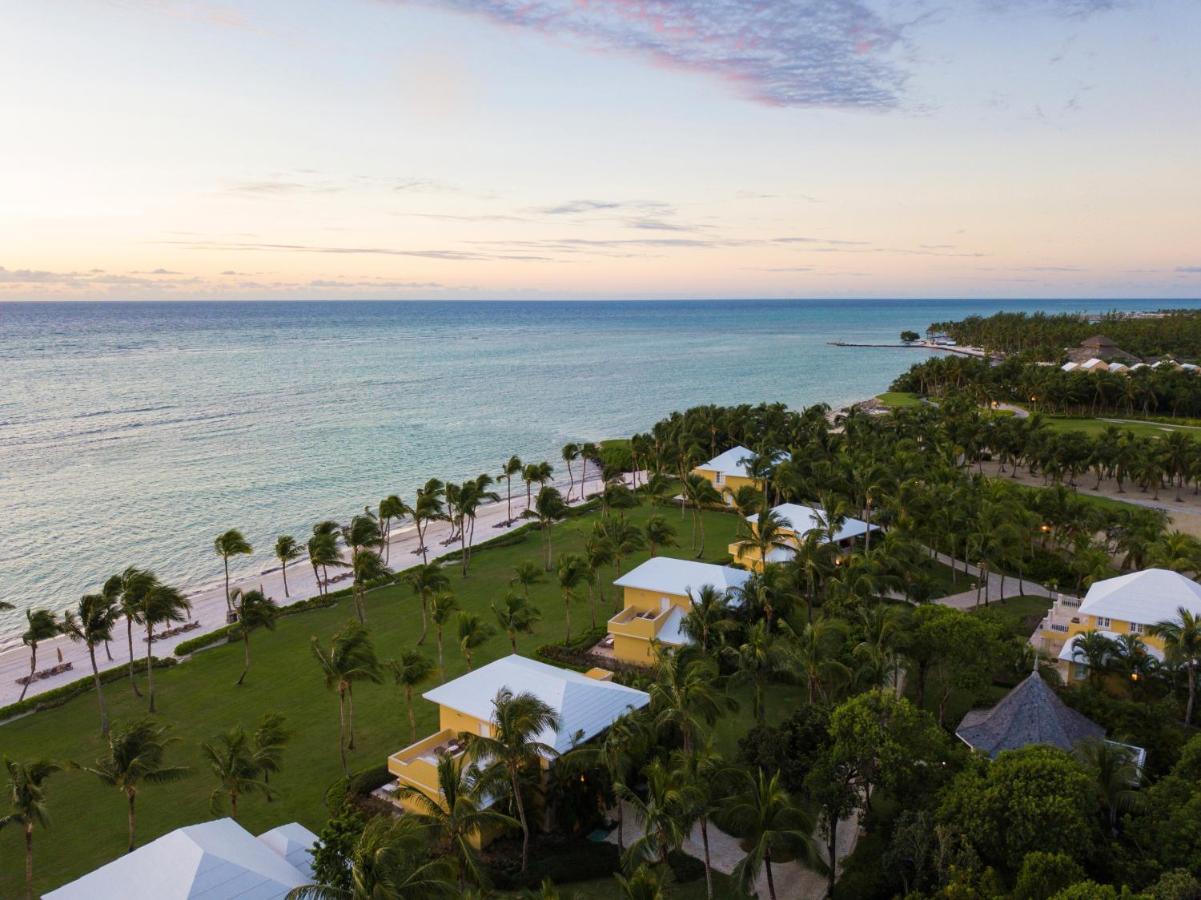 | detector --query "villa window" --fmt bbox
[1130,622,1144,634]
[1096,616,1111,628]
[715,472,723,484]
